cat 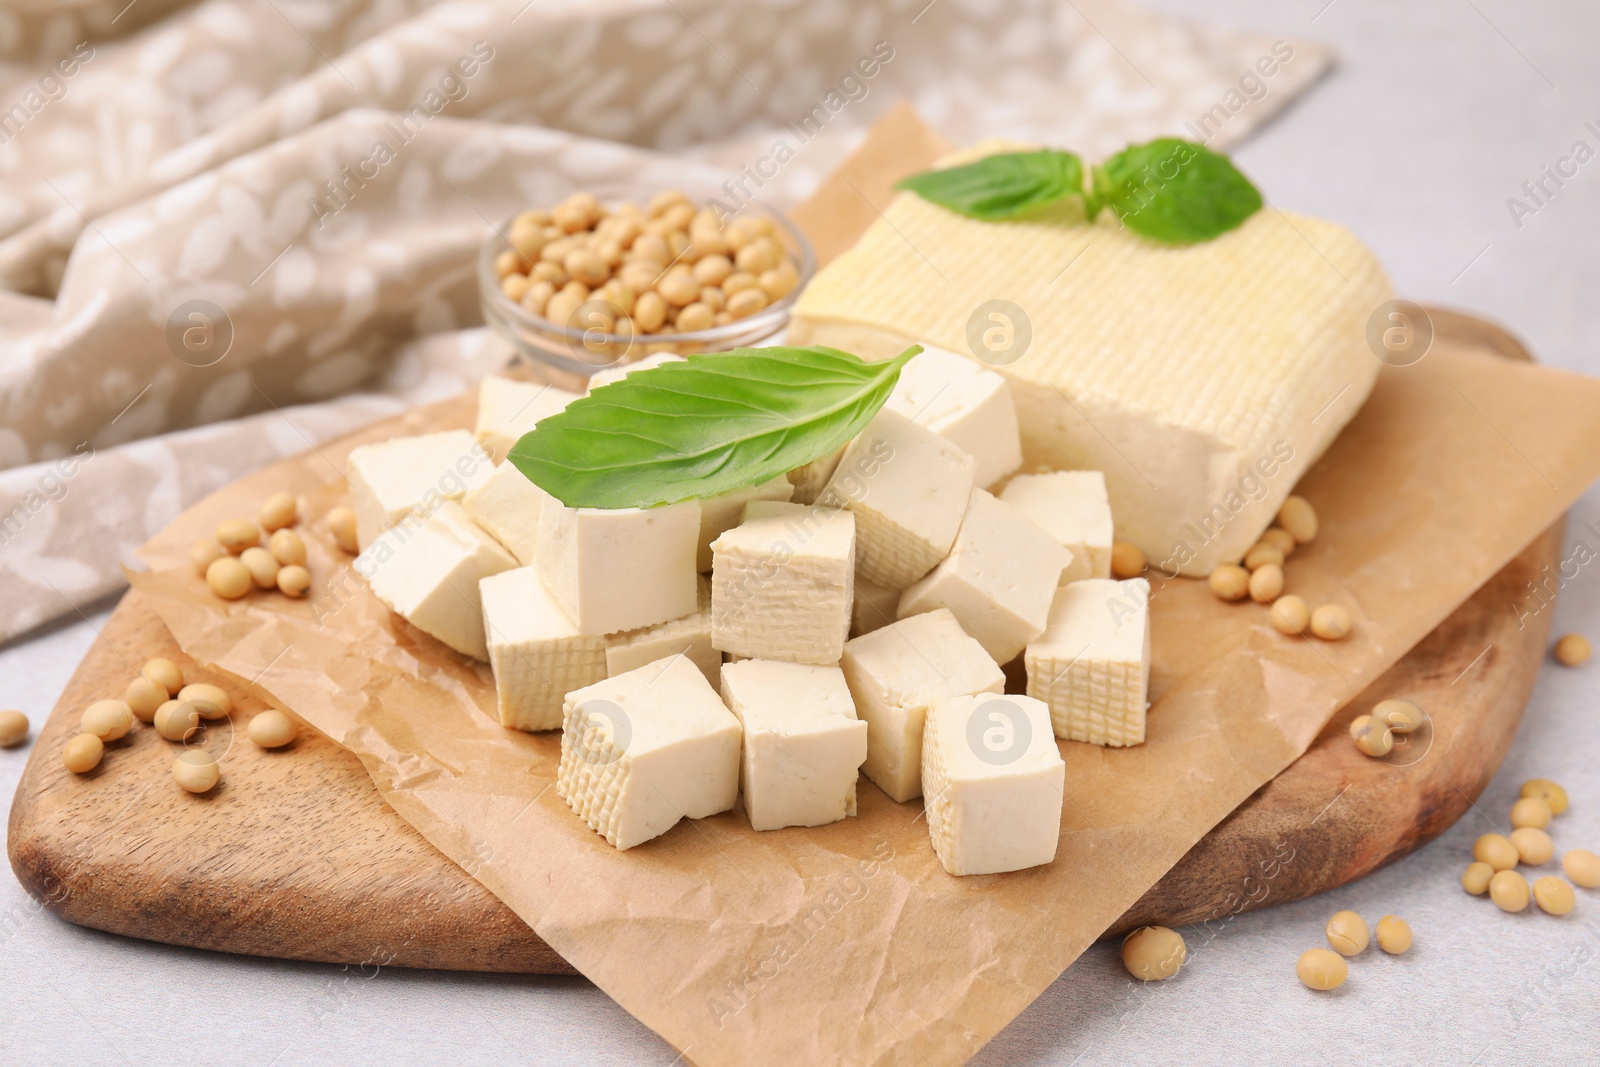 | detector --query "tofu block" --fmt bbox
[1025,578,1151,747]
[535,498,700,635]
[897,489,1068,663]
[605,578,719,685]
[817,409,975,589]
[357,501,516,660]
[557,655,742,850]
[850,578,901,637]
[475,376,580,463]
[710,501,854,665]
[586,352,686,391]
[462,461,550,565]
[787,444,845,505]
[922,693,1065,876]
[884,345,1022,488]
[695,476,794,572]
[839,608,1004,803]
[999,471,1112,582]
[346,431,495,551]
[720,660,868,831]
[481,566,606,731]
